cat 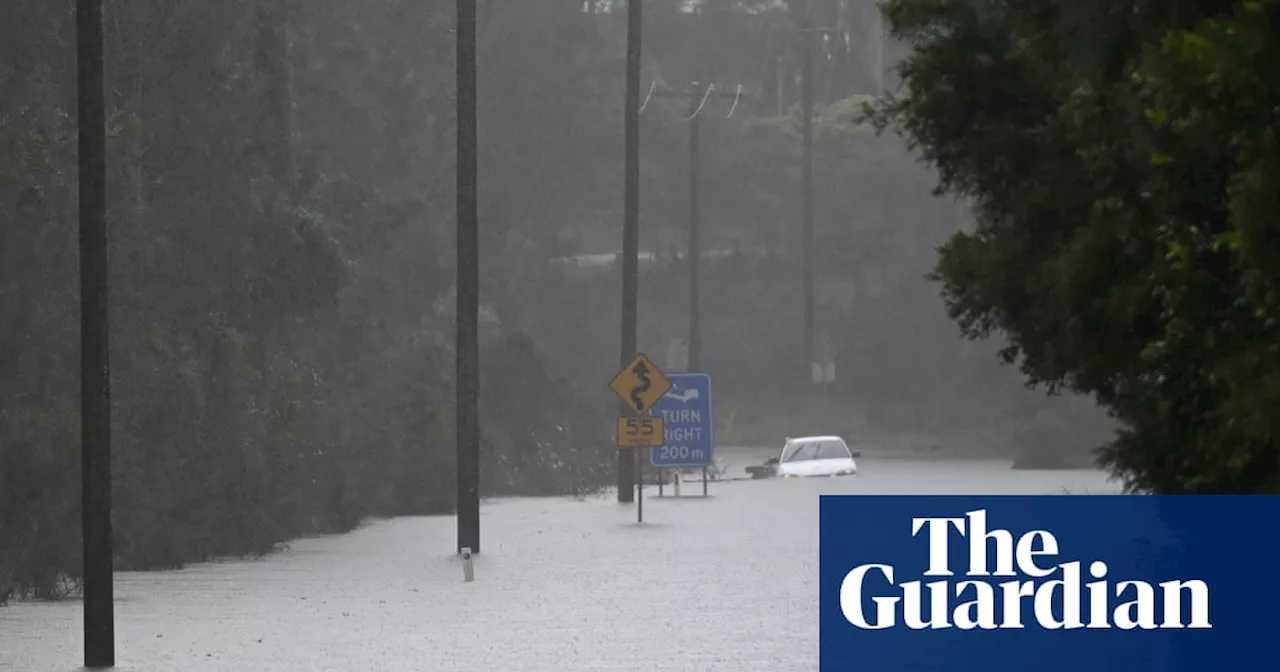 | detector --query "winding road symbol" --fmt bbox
[630,360,652,410]
[608,353,672,414]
